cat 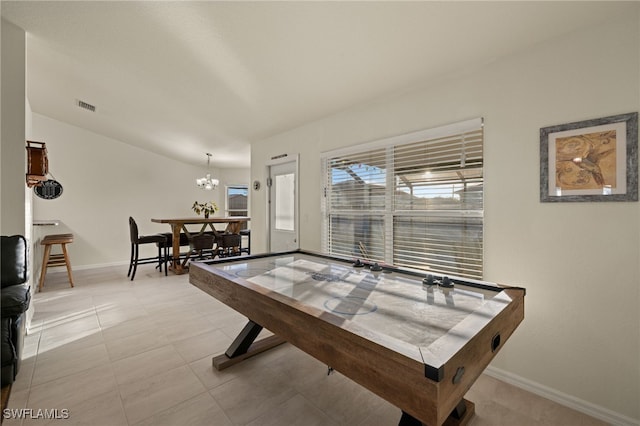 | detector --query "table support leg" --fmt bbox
[212,320,286,371]
[449,400,467,420]
[398,399,474,426]
[225,320,263,357]
[399,411,422,426]
[171,224,184,274]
